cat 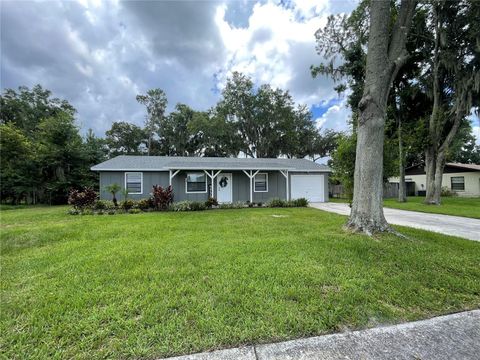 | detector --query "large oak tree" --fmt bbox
[347,0,417,233]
